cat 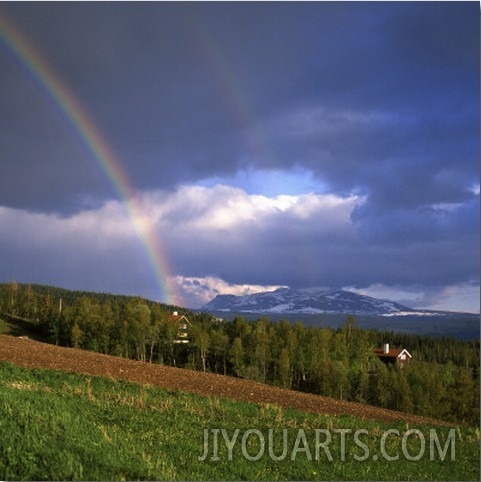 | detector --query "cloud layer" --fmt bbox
[0,185,478,311]
[0,3,478,312]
